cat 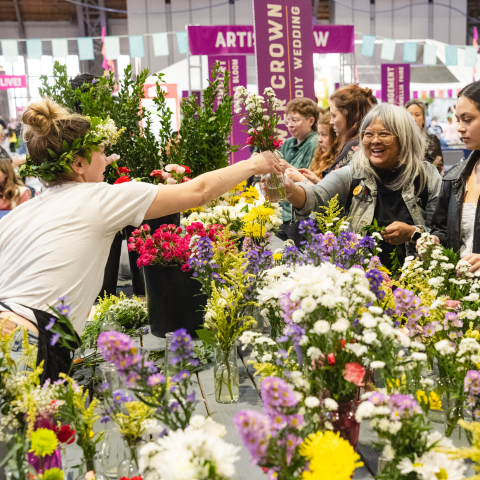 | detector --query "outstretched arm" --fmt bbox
[145,151,279,219]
